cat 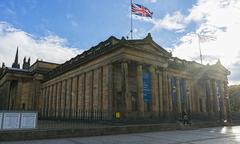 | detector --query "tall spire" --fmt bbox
[12,47,20,69]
